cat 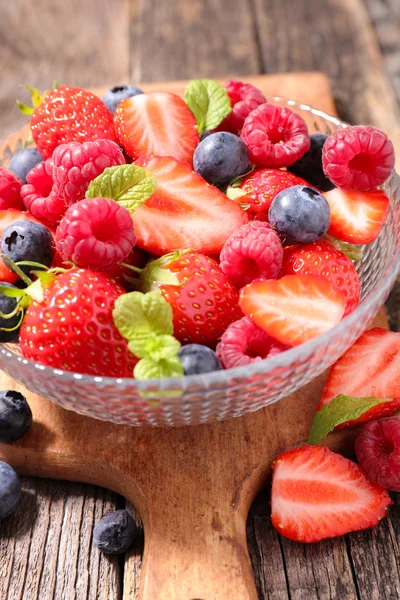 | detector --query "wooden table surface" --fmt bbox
[0,1,400,599]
